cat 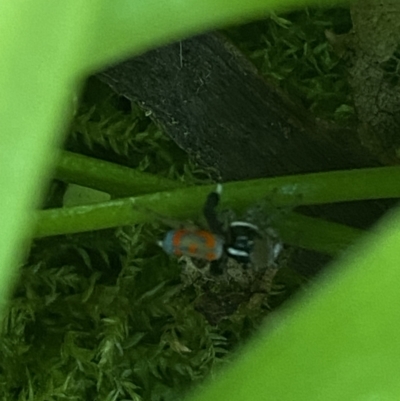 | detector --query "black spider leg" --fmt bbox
[203,185,225,275]
[202,186,224,236]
